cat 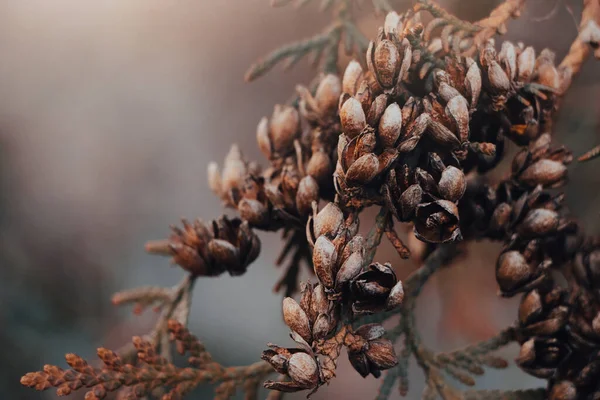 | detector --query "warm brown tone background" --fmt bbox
[0,0,598,399]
